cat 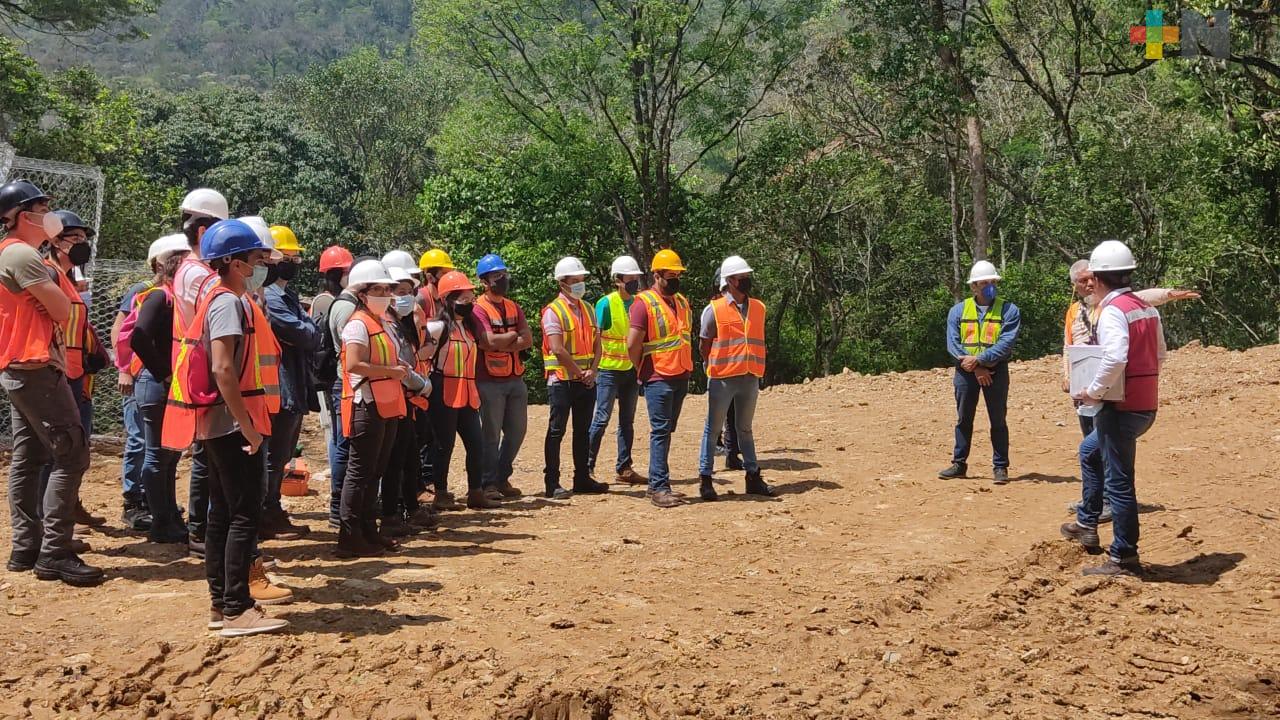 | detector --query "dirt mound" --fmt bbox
[2,344,1278,718]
